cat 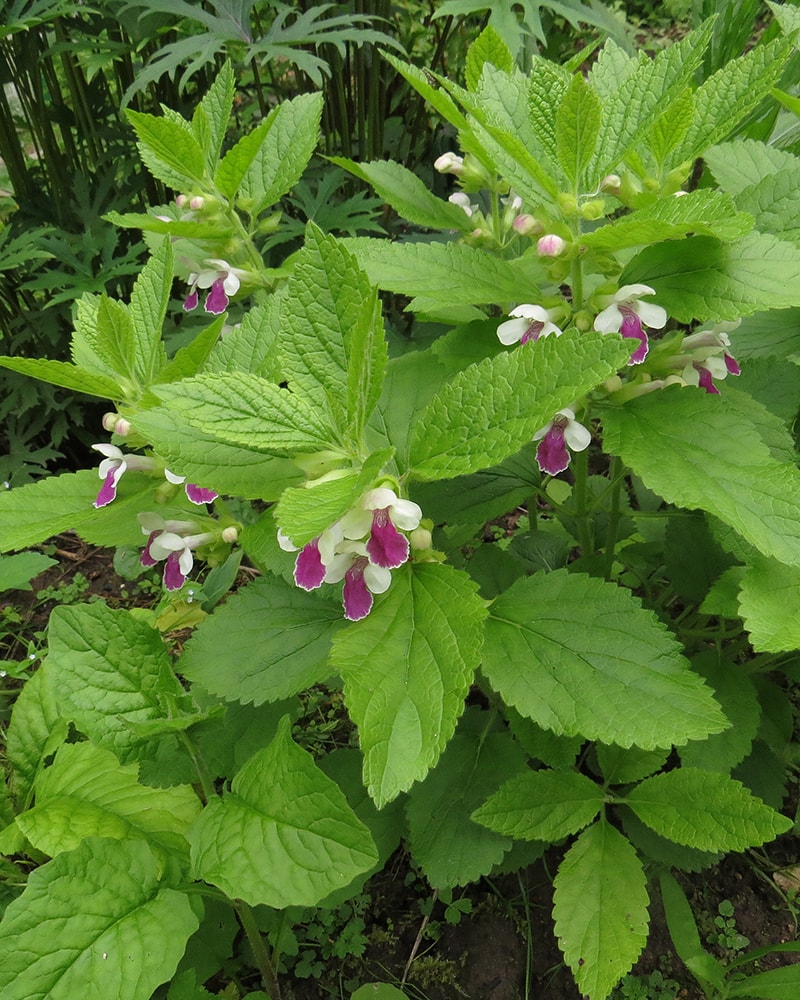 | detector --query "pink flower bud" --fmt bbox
[190,195,205,211]
[175,194,189,208]
[537,234,566,257]
[434,152,464,175]
[513,214,542,236]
